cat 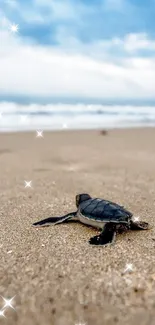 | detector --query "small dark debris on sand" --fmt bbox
[100,129,108,135]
